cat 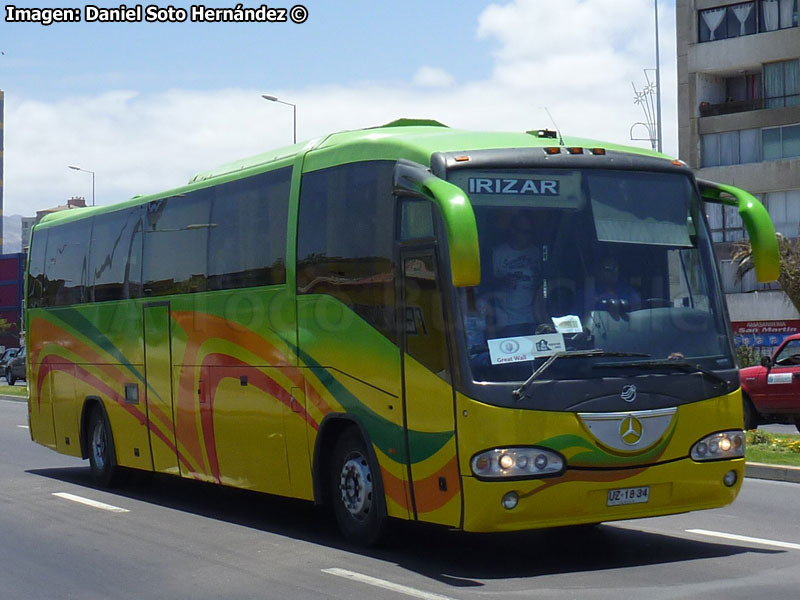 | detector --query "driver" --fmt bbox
[586,255,641,313]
